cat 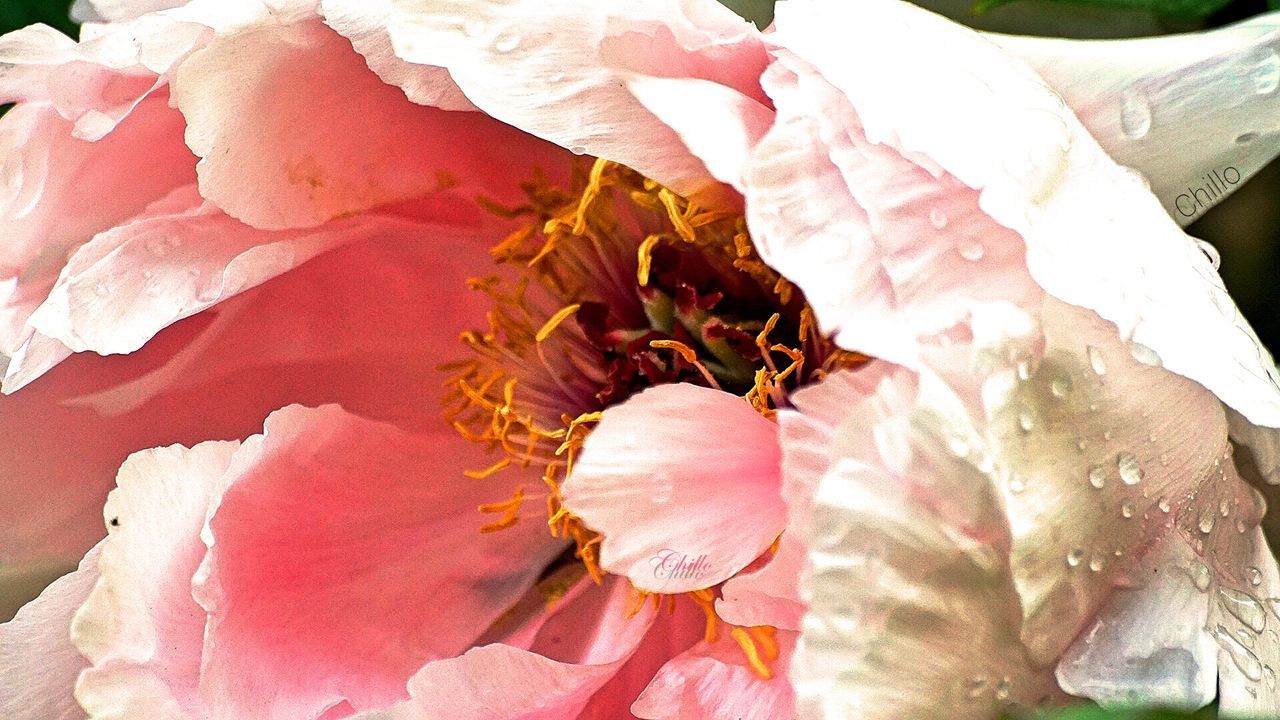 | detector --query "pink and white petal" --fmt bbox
[6,180,496,389]
[0,225,497,575]
[768,0,1280,428]
[631,630,797,720]
[993,13,1280,225]
[329,0,767,207]
[0,96,195,354]
[779,367,1053,719]
[739,51,1040,370]
[195,404,566,719]
[71,440,240,719]
[172,17,566,230]
[561,384,784,594]
[70,0,189,24]
[715,533,805,632]
[0,544,100,720]
[347,578,665,720]
[318,0,476,112]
